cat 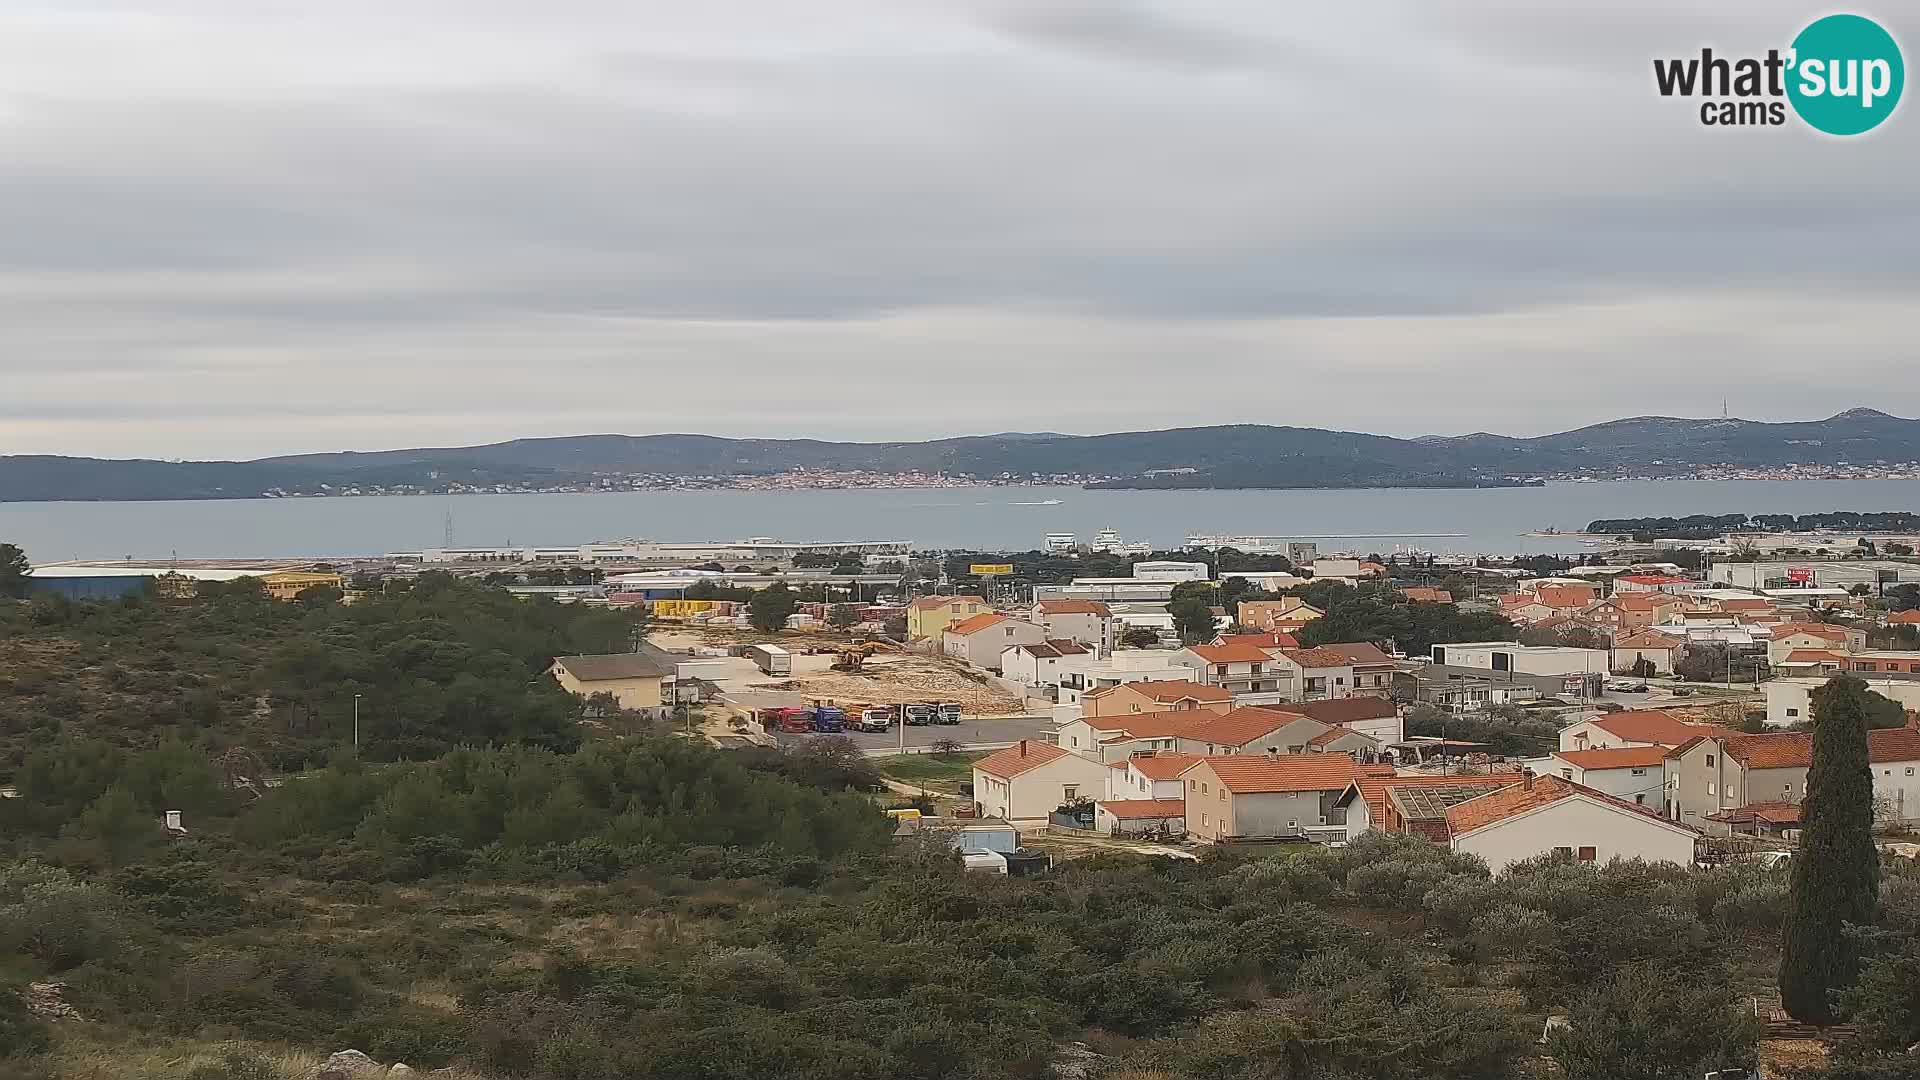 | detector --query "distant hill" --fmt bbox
[5,409,1919,502]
